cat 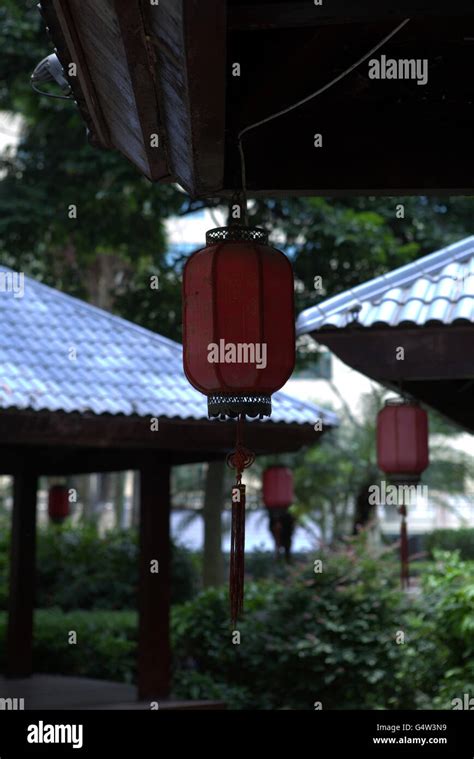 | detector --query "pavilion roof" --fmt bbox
[297,236,474,335]
[0,266,337,428]
[296,236,474,433]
